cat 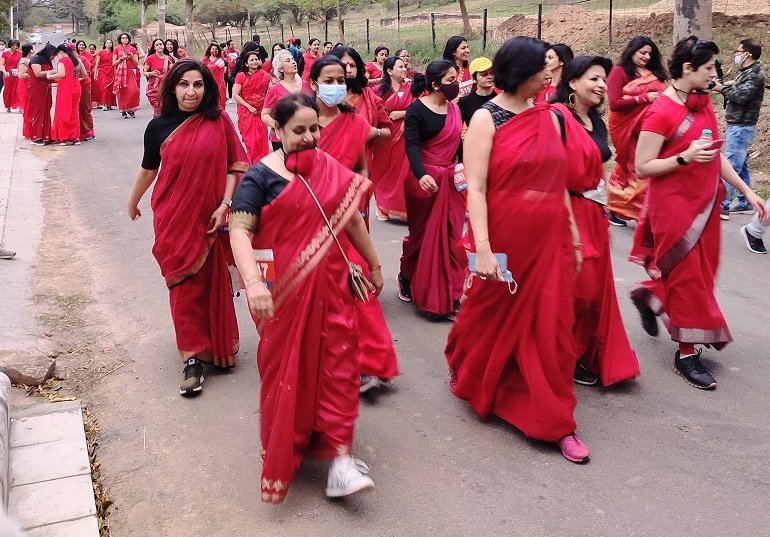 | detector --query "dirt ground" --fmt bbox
[495,7,770,178]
